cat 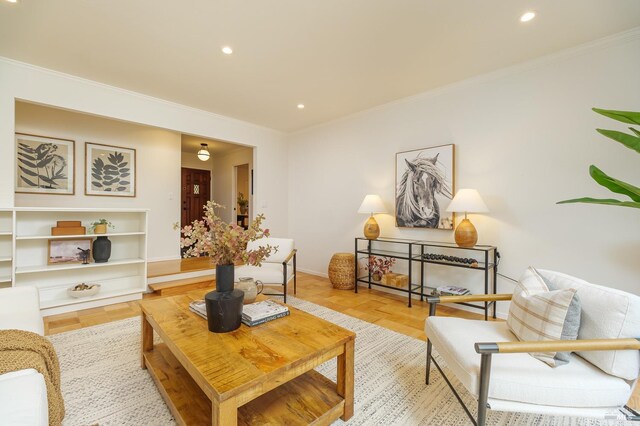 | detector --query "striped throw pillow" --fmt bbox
[507,267,578,367]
